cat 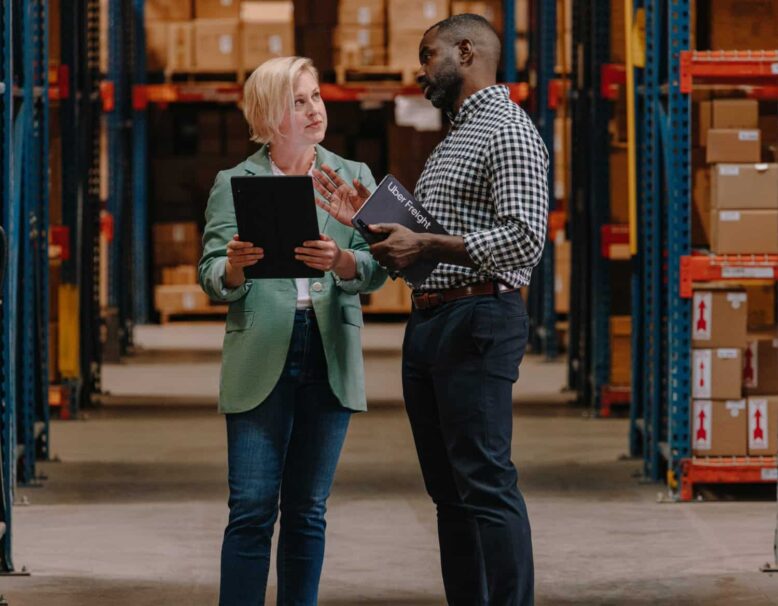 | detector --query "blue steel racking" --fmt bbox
[1,0,51,572]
